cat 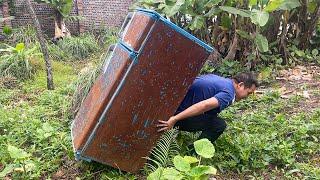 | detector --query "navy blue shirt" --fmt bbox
[175,74,235,115]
